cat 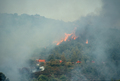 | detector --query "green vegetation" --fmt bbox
[28,28,120,81]
[1,13,120,81]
